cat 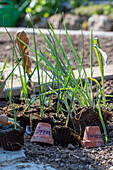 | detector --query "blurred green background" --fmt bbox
[0,0,113,27]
